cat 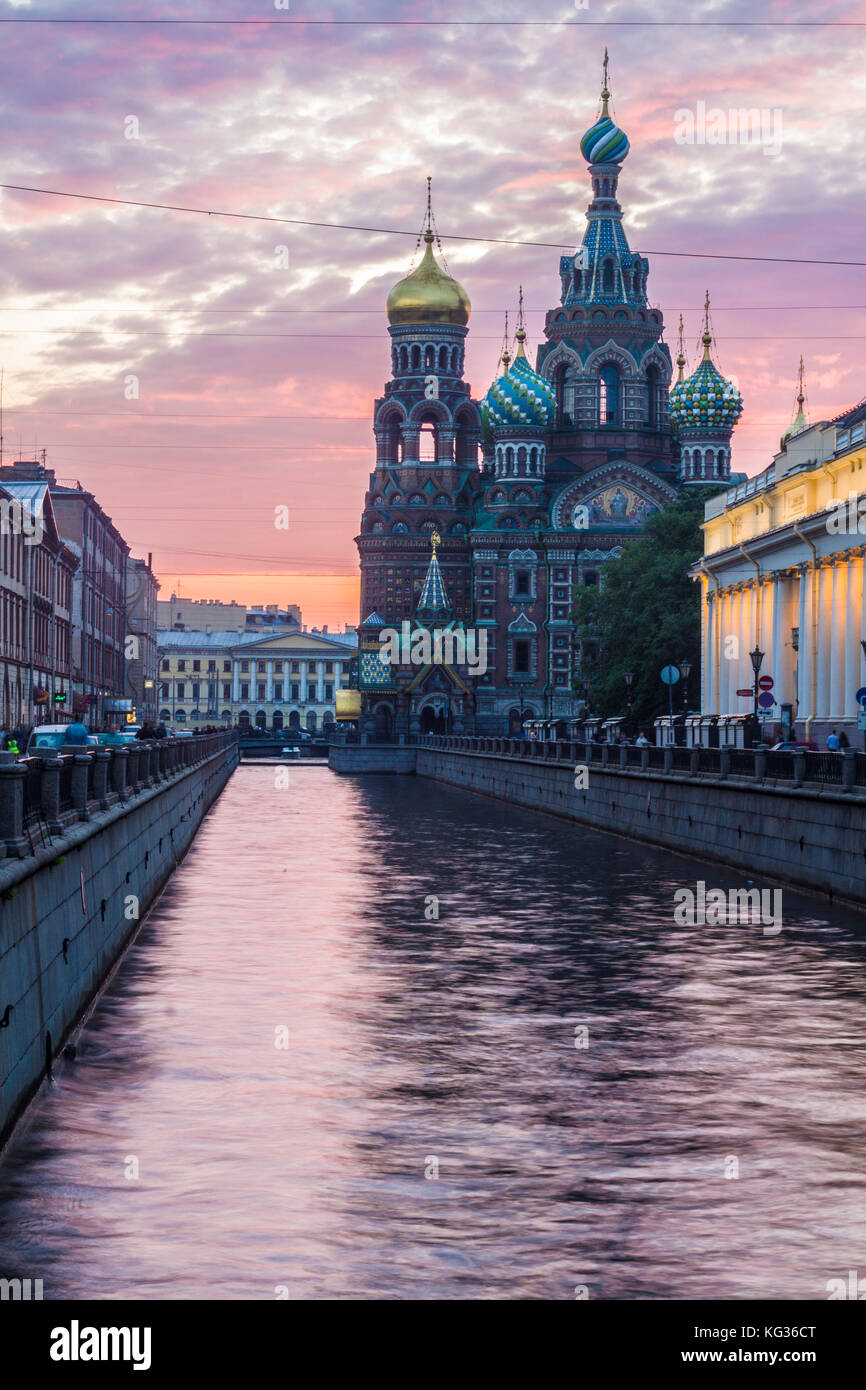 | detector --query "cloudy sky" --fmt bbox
[1,0,864,628]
